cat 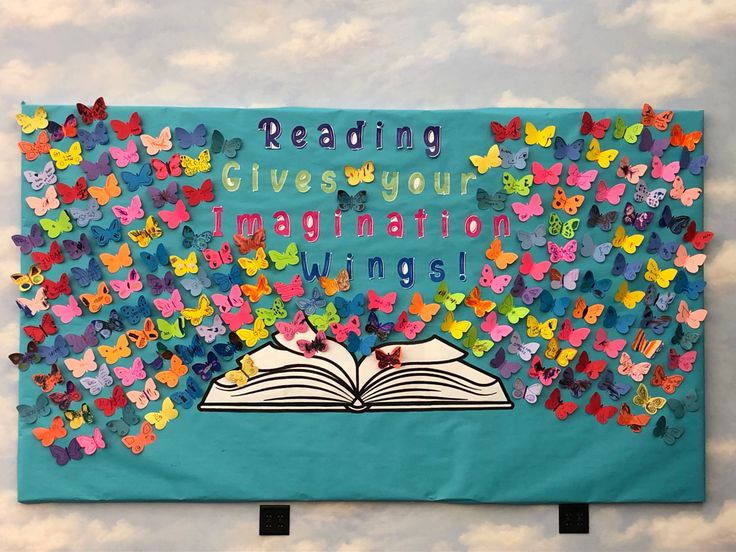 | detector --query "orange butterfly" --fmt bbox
[126,317,159,348]
[641,103,673,131]
[463,286,496,317]
[617,402,650,433]
[122,420,157,454]
[650,364,683,394]
[79,281,113,313]
[232,228,266,254]
[97,334,132,364]
[242,273,272,302]
[408,292,440,322]
[99,242,133,273]
[32,416,67,446]
[155,355,188,388]
[319,268,350,297]
[572,296,604,324]
[485,238,518,270]
[552,186,585,215]
[669,123,702,152]
[18,130,51,161]
[88,173,122,206]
